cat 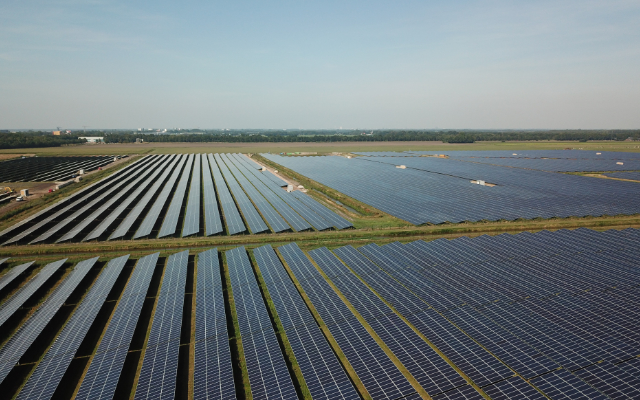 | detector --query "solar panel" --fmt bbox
[2,155,153,245]
[261,153,640,225]
[0,260,34,292]
[110,155,182,239]
[277,243,415,400]
[214,154,268,234]
[229,153,332,231]
[226,154,312,232]
[482,377,546,399]
[84,155,176,241]
[291,191,353,229]
[195,248,227,340]
[194,336,236,400]
[193,248,235,400]
[531,369,608,400]
[0,257,97,385]
[134,340,180,400]
[182,154,202,237]
[432,384,485,399]
[201,154,224,236]
[252,245,359,400]
[208,154,246,235]
[0,258,67,329]
[219,154,290,233]
[134,155,188,238]
[17,255,129,400]
[573,361,640,399]
[225,246,297,399]
[48,156,169,243]
[158,154,195,238]
[76,252,159,400]
[0,257,9,265]
[144,250,188,348]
